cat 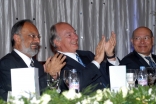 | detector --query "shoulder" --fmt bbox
[0,52,15,63]
[0,52,19,71]
[152,54,156,59]
[121,51,138,61]
[76,50,94,56]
